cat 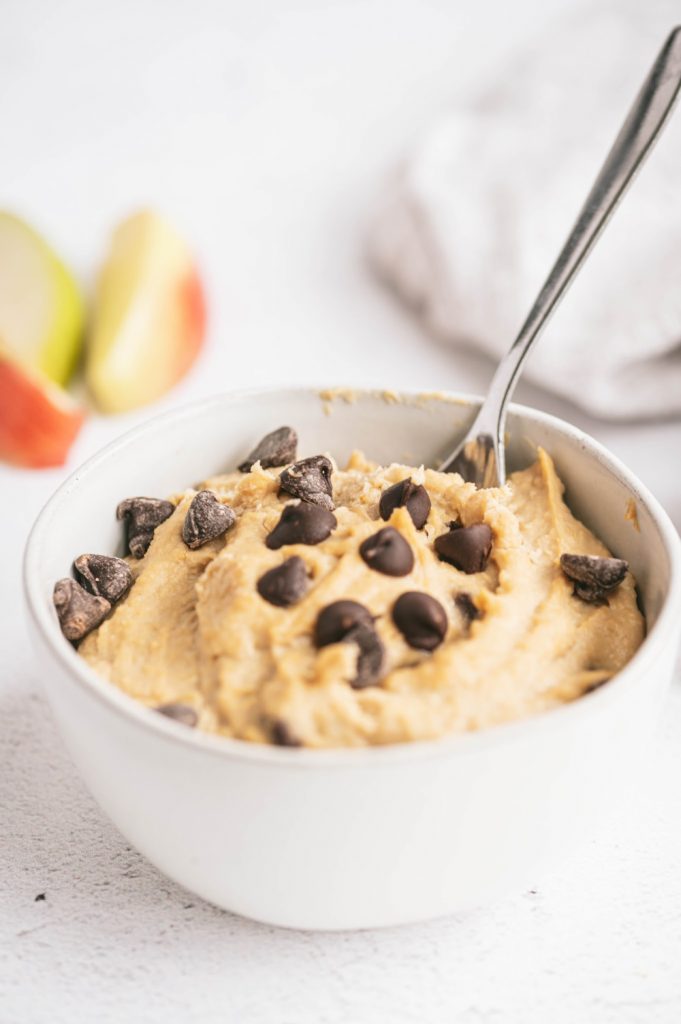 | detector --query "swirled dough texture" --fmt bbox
[79,448,644,747]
